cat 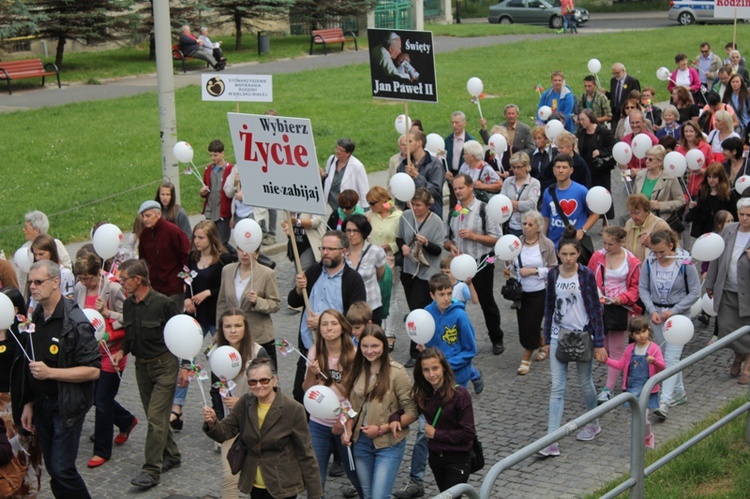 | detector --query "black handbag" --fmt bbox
[226,397,250,475]
[603,305,629,331]
[663,210,685,233]
[501,254,524,302]
[469,435,485,473]
[556,328,593,363]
